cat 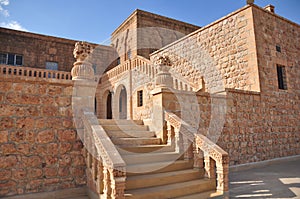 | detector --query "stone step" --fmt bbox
[126,160,194,176]
[118,145,174,154]
[98,119,144,125]
[123,152,183,164]
[125,178,215,199]
[111,137,161,146]
[126,168,205,190]
[174,191,223,199]
[106,130,156,138]
[101,124,148,131]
